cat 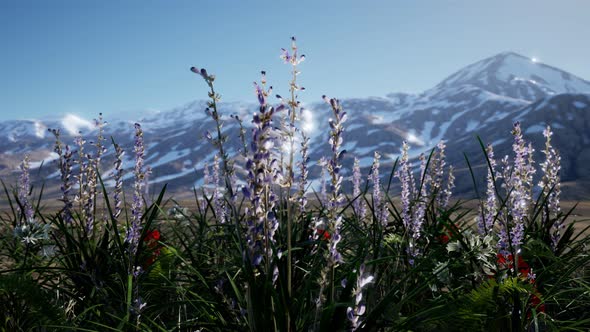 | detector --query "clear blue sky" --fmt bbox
[1,0,589,121]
